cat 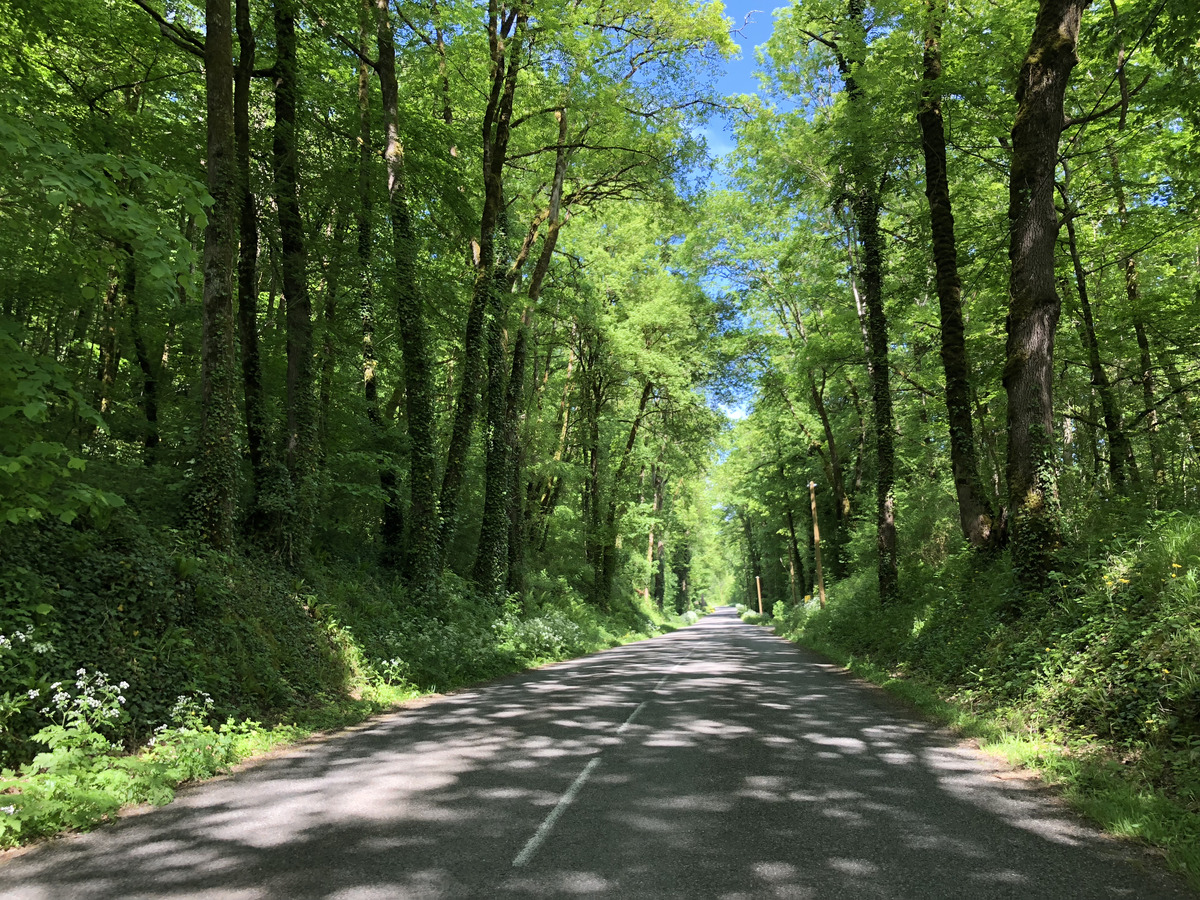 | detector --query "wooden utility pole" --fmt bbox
[809,481,827,608]
[755,575,763,615]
